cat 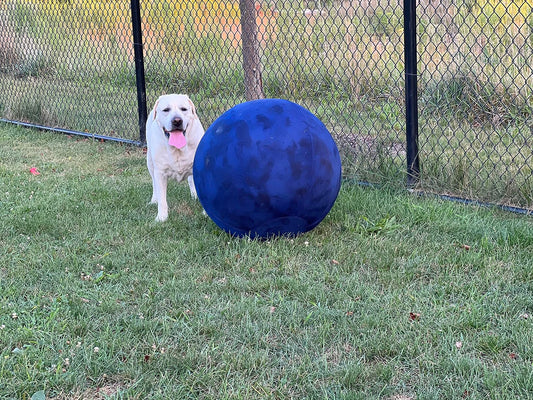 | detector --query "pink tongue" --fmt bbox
[168,131,187,149]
